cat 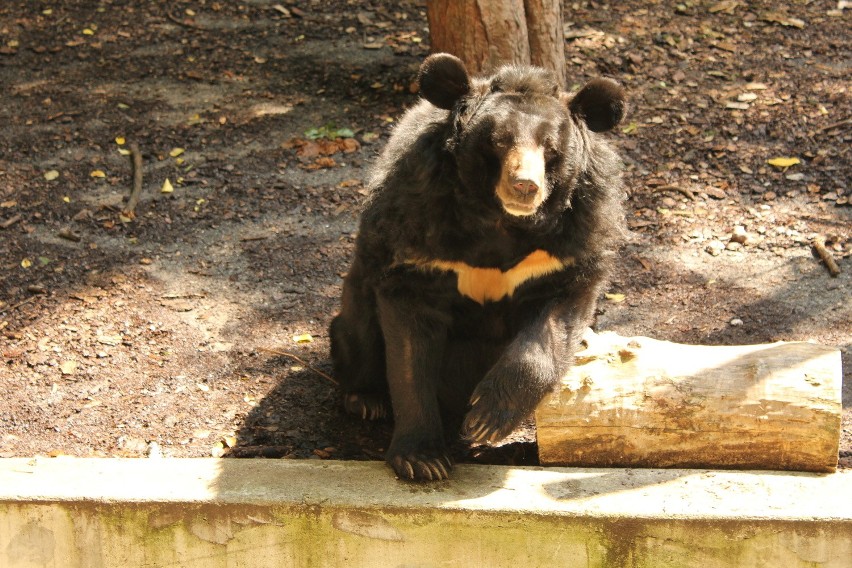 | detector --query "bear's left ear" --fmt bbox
[568,78,626,133]
[418,53,471,110]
